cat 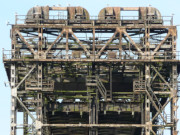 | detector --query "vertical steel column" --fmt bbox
[171,64,178,135]
[36,93,43,135]
[23,111,28,135]
[145,27,150,54]
[89,63,98,135]
[119,30,122,59]
[43,106,51,135]
[66,30,69,59]
[109,66,112,101]
[11,64,17,135]
[89,98,98,135]
[144,22,151,135]
[93,28,95,57]
[37,63,43,134]
[38,64,42,89]
[140,69,145,135]
[171,31,178,135]
[145,64,151,135]
[10,29,17,135]
[141,102,145,135]
[38,28,43,52]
